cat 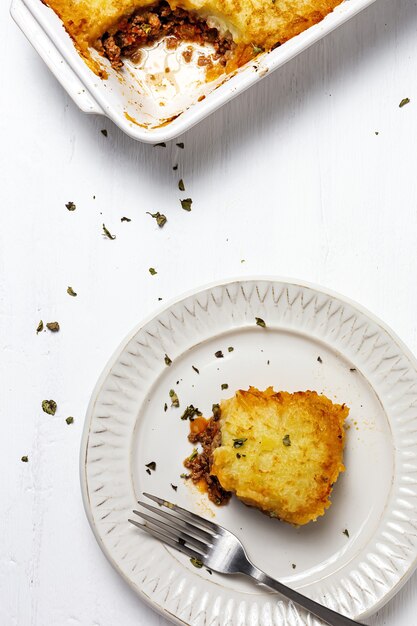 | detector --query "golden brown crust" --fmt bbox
[210,386,348,525]
[45,0,343,74]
